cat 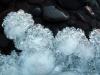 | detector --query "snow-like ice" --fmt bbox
[2,10,34,40]
[14,24,53,51]
[0,10,100,75]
